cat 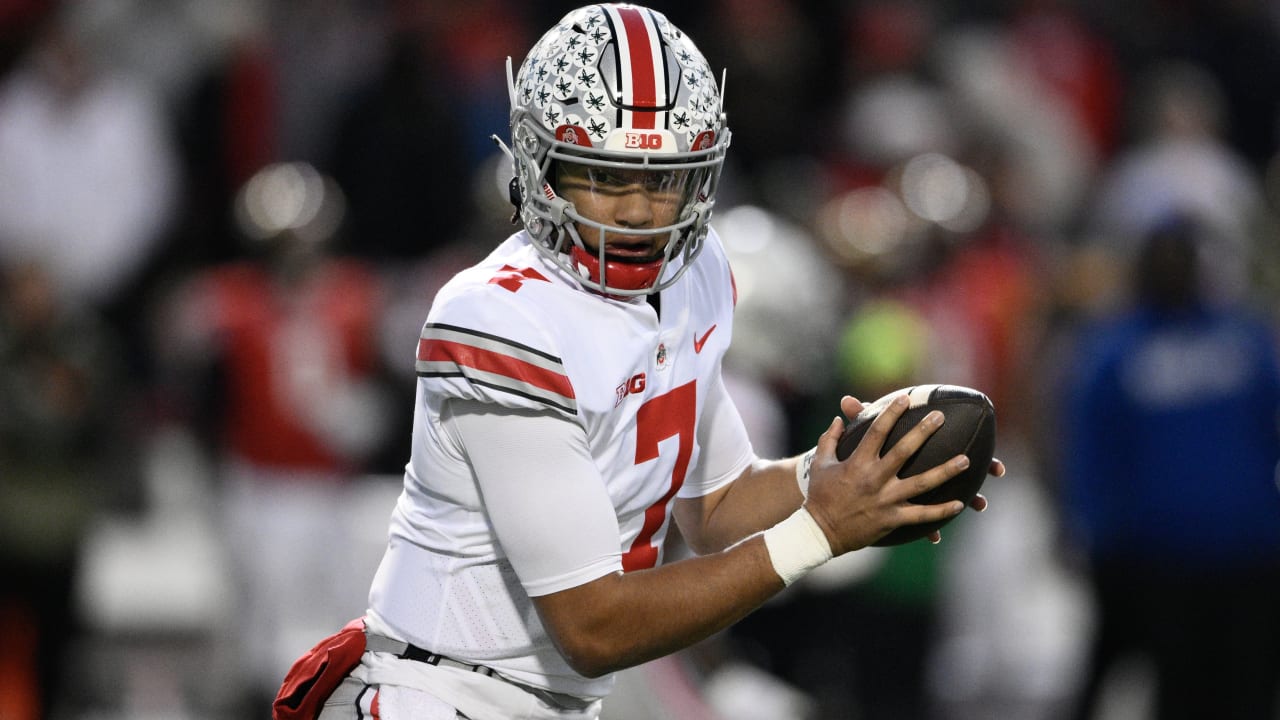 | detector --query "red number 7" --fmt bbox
[623,380,696,572]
